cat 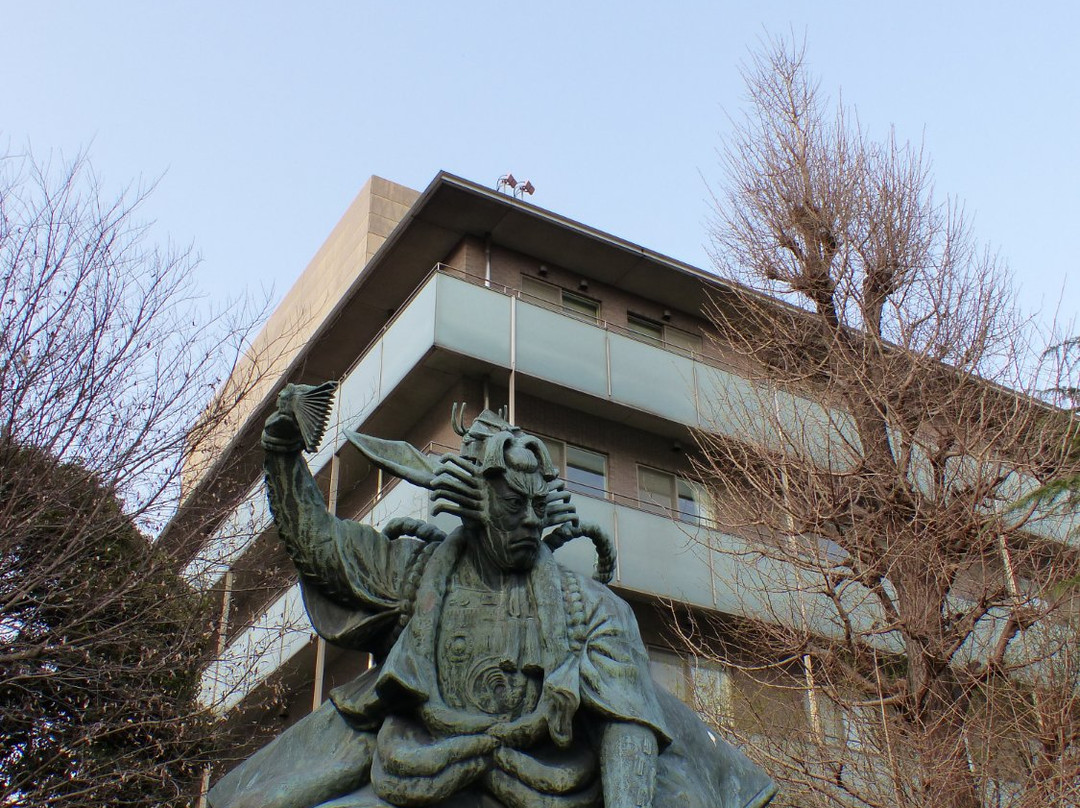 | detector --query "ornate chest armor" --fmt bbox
[435,575,543,721]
